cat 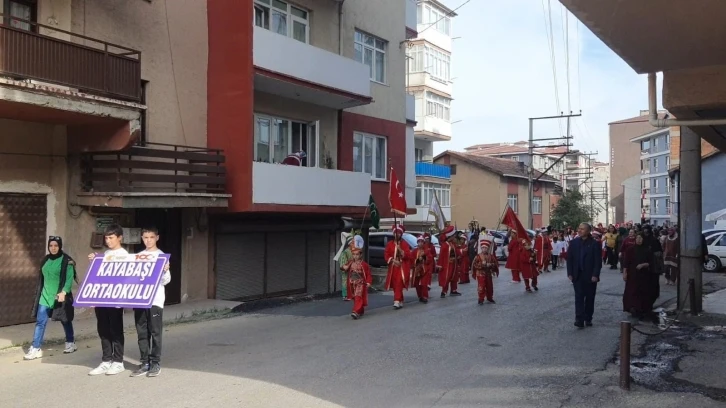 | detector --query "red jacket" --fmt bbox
[437,241,461,287]
[384,239,412,290]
